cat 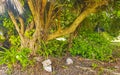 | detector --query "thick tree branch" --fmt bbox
[32,0,47,40]
[47,1,108,41]
[8,10,24,42]
[27,0,36,17]
[41,0,47,14]
[45,3,54,29]
[18,17,24,34]
[8,11,20,34]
